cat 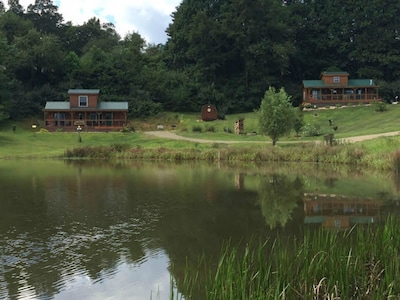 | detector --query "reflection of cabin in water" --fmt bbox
[303,193,383,229]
